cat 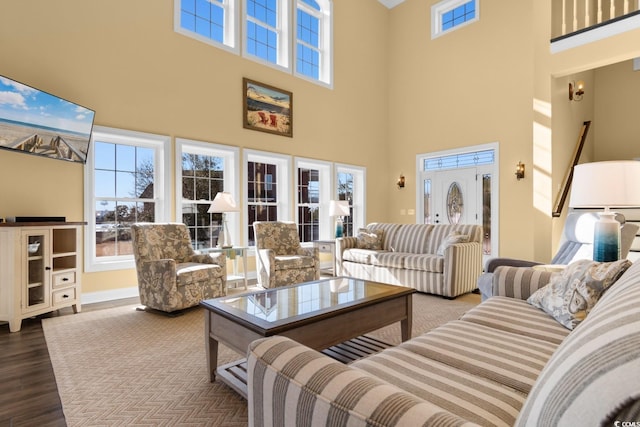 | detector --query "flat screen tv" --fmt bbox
[0,74,95,164]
